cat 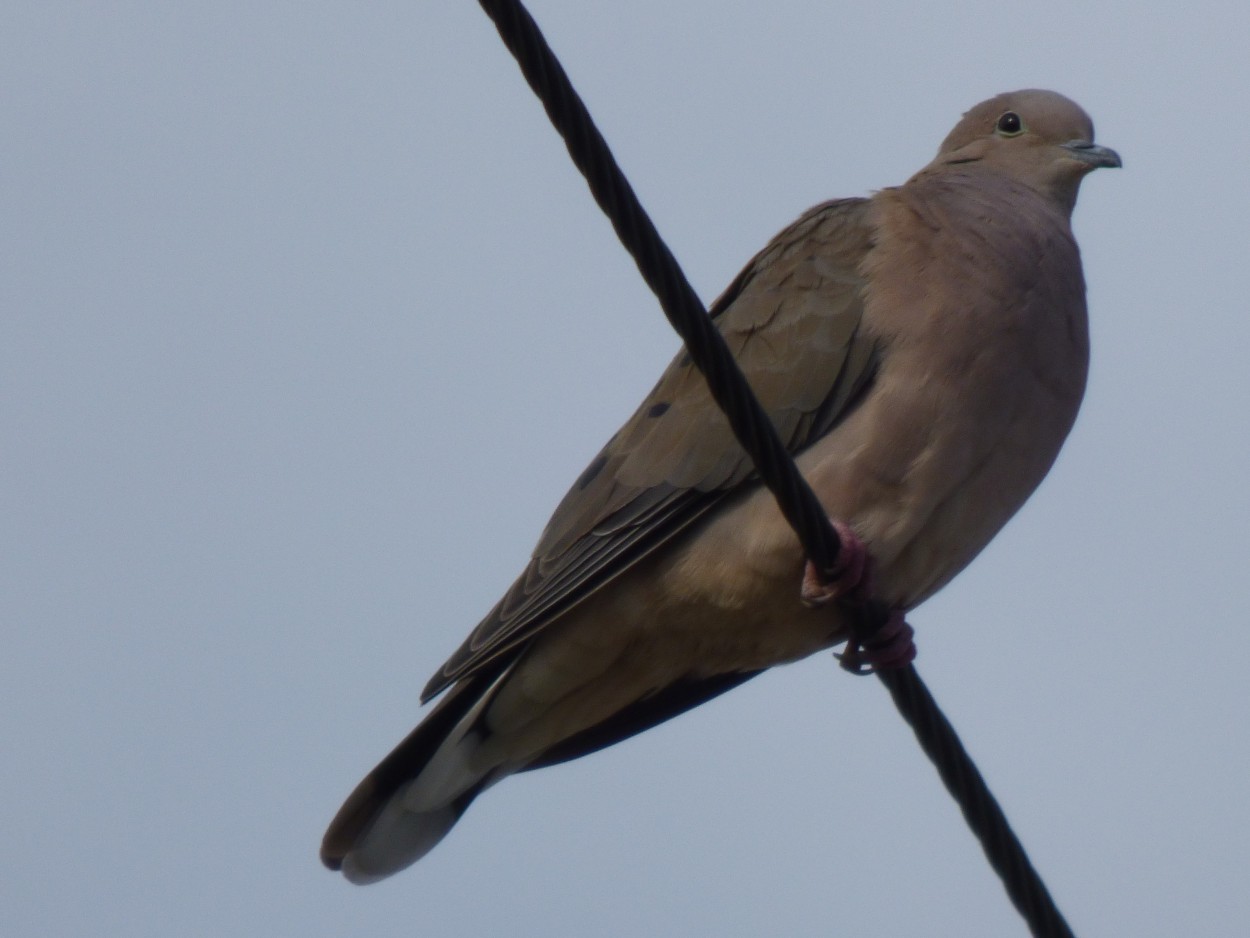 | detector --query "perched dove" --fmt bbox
[321,89,1119,882]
